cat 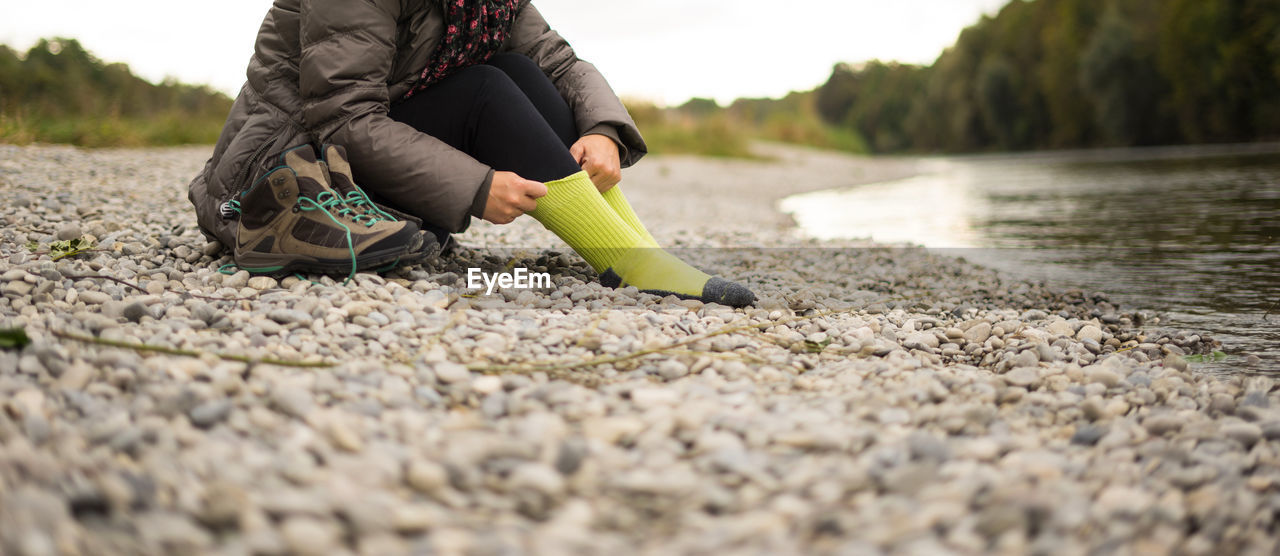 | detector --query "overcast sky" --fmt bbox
[3,0,1008,106]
